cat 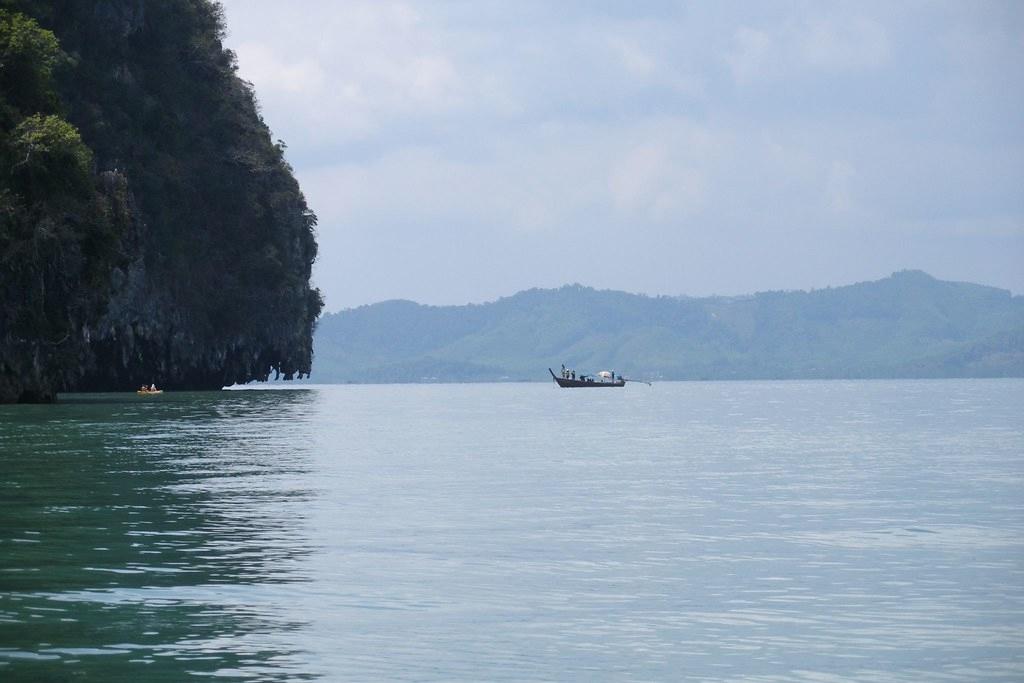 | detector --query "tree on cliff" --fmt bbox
[0,1,322,402]
[0,8,128,401]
